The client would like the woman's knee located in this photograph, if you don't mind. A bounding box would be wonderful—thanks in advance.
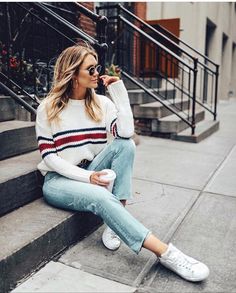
[112,138,136,155]
[86,191,119,215]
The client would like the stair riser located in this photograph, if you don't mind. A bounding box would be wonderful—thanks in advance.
[129,89,176,105]
[0,171,43,216]
[157,89,176,100]
[0,126,38,160]
[0,212,102,292]
[129,92,155,105]
[0,96,36,122]
[134,100,189,119]
[0,97,15,122]
[152,111,205,133]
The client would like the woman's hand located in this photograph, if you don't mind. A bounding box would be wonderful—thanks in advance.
[90,171,109,187]
[100,75,120,87]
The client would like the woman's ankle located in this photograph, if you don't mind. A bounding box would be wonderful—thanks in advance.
[143,234,168,256]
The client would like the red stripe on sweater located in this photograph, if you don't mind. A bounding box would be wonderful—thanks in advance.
[39,143,56,153]
[112,123,117,137]
[54,133,107,148]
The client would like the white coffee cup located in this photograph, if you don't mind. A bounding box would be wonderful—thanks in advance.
[99,169,116,192]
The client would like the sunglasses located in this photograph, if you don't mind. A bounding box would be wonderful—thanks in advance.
[85,64,102,76]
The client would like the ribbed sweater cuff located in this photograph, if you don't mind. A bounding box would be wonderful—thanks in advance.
[107,80,130,110]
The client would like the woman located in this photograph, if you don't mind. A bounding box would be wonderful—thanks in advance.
[36,44,209,282]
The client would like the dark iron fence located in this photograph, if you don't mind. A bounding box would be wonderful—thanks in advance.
[0,2,108,110]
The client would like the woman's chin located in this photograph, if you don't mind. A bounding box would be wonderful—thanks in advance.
[90,83,98,89]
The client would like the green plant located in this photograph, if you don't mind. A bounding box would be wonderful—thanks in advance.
[105,64,121,78]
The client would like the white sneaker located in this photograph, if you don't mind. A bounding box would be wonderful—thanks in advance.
[159,243,209,282]
[102,226,121,251]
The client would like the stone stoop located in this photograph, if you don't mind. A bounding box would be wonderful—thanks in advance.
[151,108,205,134]
[0,94,103,292]
[0,151,43,216]
[171,119,220,143]
[121,76,219,142]
[0,120,38,160]
[130,89,219,142]
[0,198,102,292]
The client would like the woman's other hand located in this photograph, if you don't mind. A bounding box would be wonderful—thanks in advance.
[90,171,109,187]
[100,75,120,87]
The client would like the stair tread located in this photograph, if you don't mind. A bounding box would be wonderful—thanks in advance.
[127,88,159,93]
[159,108,204,121]
[0,150,41,183]
[176,119,219,136]
[0,198,73,260]
[137,98,189,108]
[0,95,11,99]
[0,120,35,132]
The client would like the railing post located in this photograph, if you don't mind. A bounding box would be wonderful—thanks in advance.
[214,64,219,121]
[5,3,11,83]
[96,15,108,95]
[191,58,198,135]
[117,7,121,67]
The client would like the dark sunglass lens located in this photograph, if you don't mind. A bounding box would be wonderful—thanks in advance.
[97,65,102,74]
[89,67,95,76]
[88,65,101,75]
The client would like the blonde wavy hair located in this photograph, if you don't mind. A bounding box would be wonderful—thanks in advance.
[45,44,102,123]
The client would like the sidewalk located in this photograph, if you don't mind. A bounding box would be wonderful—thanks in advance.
[12,98,236,293]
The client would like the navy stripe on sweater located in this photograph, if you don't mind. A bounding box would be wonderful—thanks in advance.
[53,127,106,139]
[41,140,107,158]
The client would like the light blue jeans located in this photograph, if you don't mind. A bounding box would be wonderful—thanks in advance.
[43,138,151,254]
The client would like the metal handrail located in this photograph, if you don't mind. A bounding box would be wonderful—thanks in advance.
[119,16,194,71]
[16,3,78,45]
[41,3,76,16]
[0,82,37,115]
[97,3,219,69]
[118,4,218,68]
[75,2,108,25]
[32,2,99,47]
[0,72,41,105]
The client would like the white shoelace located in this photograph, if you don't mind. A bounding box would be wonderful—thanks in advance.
[171,251,198,271]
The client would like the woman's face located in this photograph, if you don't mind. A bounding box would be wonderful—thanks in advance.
[75,54,100,89]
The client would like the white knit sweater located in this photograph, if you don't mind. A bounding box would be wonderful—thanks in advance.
[35,80,134,183]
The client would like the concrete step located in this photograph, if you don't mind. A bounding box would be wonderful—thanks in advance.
[0,198,102,292]
[0,120,38,160]
[171,120,220,143]
[151,109,205,133]
[133,98,189,119]
[0,95,15,122]
[0,94,36,122]
[128,88,176,105]
[0,151,42,216]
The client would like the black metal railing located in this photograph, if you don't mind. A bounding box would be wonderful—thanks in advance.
[97,4,219,129]
[119,16,198,133]
[0,2,108,113]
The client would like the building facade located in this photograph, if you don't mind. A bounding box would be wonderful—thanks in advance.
[145,2,236,100]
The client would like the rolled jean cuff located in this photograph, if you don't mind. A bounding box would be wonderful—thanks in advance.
[131,230,152,255]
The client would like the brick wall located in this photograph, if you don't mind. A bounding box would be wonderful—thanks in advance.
[132,2,147,76]
[77,2,96,38]
[134,2,147,20]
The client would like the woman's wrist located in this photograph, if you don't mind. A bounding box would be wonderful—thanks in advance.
[100,75,120,87]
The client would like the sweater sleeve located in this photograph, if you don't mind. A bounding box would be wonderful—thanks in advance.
[35,102,94,183]
[106,79,134,138]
